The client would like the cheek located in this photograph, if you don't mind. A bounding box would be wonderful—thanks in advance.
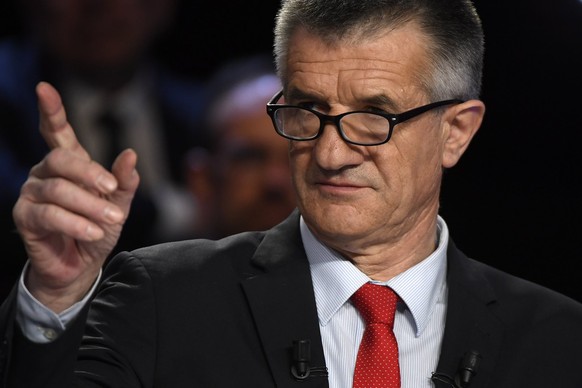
[378,132,444,192]
[407,142,445,199]
[403,120,445,160]
[289,142,311,180]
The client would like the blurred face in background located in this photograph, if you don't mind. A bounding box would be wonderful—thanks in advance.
[188,75,296,237]
[23,0,176,82]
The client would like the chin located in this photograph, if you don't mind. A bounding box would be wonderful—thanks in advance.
[303,204,366,234]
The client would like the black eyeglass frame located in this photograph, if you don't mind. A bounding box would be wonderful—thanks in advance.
[266,89,464,146]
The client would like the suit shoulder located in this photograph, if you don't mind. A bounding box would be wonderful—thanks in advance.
[465,257,582,321]
[137,231,263,263]
[108,231,266,279]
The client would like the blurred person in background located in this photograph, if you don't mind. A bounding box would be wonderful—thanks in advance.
[0,0,205,301]
[185,54,296,239]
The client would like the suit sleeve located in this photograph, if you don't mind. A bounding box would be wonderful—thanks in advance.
[0,252,158,388]
[0,284,89,388]
[73,252,158,387]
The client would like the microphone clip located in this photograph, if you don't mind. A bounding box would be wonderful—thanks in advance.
[290,339,328,380]
[431,350,481,388]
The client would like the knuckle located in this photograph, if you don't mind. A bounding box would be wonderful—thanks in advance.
[37,203,56,221]
[37,204,66,233]
[12,199,26,225]
[42,178,64,199]
[41,149,65,175]
[47,147,66,164]
[19,178,35,197]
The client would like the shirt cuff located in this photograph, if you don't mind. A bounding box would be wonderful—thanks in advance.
[15,260,102,343]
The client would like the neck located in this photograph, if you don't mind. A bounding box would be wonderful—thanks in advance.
[336,207,440,282]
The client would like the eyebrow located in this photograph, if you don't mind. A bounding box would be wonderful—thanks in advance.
[285,88,322,104]
[359,94,401,112]
[285,87,402,112]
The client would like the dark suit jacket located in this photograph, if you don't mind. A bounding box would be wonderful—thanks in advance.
[2,211,582,387]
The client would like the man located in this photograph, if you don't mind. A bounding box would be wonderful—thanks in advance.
[185,54,296,239]
[2,0,582,387]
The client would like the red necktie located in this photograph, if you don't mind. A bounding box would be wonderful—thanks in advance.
[351,283,400,388]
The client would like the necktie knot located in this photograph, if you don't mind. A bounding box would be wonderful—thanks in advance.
[351,282,398,327]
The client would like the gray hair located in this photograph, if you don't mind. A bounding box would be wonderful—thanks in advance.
[273,0,484,101]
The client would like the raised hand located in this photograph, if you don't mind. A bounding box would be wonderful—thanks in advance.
[11,82,140,313]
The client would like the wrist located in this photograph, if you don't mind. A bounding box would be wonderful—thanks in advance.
[25,265,100,314]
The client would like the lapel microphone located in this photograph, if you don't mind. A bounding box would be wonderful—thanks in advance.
[431,350,481,388]
[290,339,328,380]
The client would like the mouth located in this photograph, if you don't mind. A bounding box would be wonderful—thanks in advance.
[314,180,368,195]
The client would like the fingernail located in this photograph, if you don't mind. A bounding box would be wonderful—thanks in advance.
[86,225,103,240]
[104,207,123,223]
[96,174,117,193]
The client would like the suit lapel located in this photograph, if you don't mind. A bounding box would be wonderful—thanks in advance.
[241,216,506,388]
[434,241,503,388]
[241,211,328,388]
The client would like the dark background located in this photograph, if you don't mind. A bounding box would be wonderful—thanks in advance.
[1,0,581,301]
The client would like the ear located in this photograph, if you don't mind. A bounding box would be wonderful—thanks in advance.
[441,100,485,168]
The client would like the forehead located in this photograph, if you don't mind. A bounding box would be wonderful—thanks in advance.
[285,23,431,107]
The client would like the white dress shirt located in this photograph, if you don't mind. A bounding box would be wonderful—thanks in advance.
[301,215,449,388]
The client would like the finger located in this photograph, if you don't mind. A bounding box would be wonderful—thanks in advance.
[20,176,125,227]
[110,148,140,208]
[36,82,90,159]
[30,148,118,195]
[13,198,105,242]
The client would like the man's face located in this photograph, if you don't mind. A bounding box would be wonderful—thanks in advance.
[285,24,450,256]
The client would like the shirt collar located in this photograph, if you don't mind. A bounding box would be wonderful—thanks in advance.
[301,215,449,337]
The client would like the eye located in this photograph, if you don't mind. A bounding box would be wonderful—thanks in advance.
[295,101,318,110]
[290,98,329,113]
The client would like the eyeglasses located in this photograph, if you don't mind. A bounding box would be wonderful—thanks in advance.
[266,90,463,146]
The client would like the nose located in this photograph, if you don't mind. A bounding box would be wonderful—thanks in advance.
[312,122,363,171]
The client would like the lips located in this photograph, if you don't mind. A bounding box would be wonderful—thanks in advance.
[314,179,369,195]
[305,166,373,195]
[317,179,362,188]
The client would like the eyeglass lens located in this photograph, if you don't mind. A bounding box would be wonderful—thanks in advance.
[274,107,391,145]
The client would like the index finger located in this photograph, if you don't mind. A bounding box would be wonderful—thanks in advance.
[36,81,89,160]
